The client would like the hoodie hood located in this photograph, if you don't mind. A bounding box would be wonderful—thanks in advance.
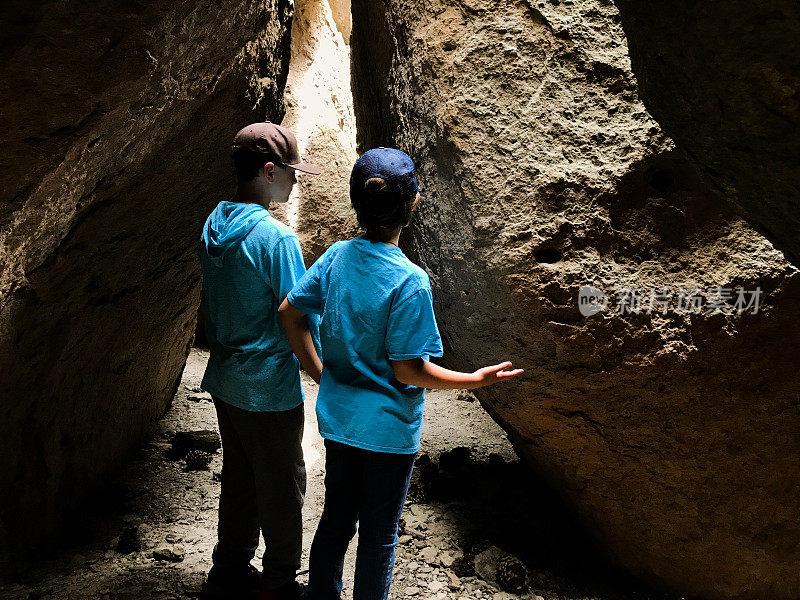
[202,201,269,266]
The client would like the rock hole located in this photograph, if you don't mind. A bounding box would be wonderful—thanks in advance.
[534,248,562,263]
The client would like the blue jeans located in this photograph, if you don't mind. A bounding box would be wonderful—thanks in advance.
[308,439,416,600]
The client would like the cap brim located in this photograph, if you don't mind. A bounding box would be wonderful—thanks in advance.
[287,161,322,175]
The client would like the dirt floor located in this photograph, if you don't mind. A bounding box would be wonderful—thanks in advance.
[0,349,678,600]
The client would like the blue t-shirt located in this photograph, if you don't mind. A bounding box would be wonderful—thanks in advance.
[199,200,320,412]
[287,236,443,453]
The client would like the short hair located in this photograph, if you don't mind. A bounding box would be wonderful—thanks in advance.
[231,148,281,181]
[350,176,418,239]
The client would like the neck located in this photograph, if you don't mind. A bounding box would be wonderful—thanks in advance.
[235,182,268,208]
[366,227,402,246]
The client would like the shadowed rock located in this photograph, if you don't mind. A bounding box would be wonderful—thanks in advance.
[615,1,800,267]
[0,0,293,557]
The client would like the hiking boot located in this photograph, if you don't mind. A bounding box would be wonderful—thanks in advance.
[201,563,262,599]
[258,580,307,600]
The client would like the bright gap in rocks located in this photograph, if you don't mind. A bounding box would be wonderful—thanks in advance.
[278,0,356,231]
[193,0,356,349]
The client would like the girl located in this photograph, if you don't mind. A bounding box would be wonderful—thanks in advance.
[279,147,522,600]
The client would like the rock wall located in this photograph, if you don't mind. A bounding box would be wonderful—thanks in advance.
[0,0,292,557]
[275,0,359,264]
[614,1,800,267]
[351,1,800,598]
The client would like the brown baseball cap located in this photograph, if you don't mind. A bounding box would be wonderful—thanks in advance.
[231,122,321,175]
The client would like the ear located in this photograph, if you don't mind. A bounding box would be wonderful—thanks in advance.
[262,162,276,181]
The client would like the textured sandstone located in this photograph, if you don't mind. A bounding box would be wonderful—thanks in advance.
[614,1,800,267]
[294,127,361,264]
[278,0,359,264]
[351,1,800,598]
[328,0,353,43]
[0,0,292,555]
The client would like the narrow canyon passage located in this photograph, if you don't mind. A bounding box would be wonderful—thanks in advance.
[270,0,360,261]
[1,1,799,599]
[0,5,675,599]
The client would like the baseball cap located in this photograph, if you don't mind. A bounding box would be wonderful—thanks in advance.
[231,122,321,174]
[350,147,420,198]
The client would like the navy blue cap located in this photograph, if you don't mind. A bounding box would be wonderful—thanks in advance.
[350,147,420,198]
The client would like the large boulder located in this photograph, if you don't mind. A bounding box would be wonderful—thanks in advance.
[351,1,800,598]
[0,0,292,557]
[614,1,800,267]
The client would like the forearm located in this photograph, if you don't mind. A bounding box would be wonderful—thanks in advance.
[278,299,323,383]
[392,358,481,389]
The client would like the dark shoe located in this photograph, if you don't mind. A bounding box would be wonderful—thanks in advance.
[258,580,307,600]
[202,564,262,599]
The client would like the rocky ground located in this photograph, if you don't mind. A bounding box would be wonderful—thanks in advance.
[0,349,677,600]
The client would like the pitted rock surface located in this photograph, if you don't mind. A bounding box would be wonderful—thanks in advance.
[352,1,800,598]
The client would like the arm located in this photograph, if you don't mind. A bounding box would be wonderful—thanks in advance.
[278,298,323,384]
[269,236,322,356]
[391,358,523,390]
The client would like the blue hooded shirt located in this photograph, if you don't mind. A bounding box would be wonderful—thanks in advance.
[199,200,319,411]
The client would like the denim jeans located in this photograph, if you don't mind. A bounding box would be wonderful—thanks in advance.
[308,439,416,600]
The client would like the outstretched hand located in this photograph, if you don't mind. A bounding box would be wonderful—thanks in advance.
[392,357,523,390]
[473,361,524,387]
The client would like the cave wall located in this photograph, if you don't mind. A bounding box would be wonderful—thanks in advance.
[0,0,292,557]
[272,0,360,265]
[614,1,800,267]
[351,1,800,598]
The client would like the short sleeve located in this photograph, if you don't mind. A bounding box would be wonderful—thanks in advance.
[287,252,326,315]
[385,287,444,361]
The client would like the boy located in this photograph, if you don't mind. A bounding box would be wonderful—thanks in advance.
[279,147,522,600]
[199,122,321,600]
